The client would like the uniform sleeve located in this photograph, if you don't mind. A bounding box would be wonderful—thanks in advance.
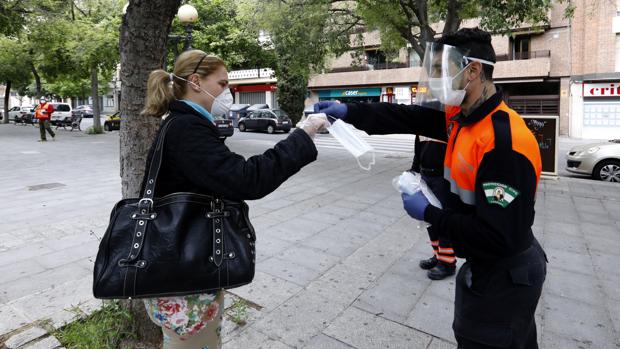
[172,120,318,201]
[424,112,539,259]
[345,102,448,141]
[48,104,54,114]
[411,135,421,173]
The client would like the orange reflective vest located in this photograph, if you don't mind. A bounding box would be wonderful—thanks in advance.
[345,92,542,260]
[35,103,52,120]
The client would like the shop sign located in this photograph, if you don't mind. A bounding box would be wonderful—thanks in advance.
[318,88,382,98]
[583,82,620,97]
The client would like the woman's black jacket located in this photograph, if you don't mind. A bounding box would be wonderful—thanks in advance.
[140,101,317,201]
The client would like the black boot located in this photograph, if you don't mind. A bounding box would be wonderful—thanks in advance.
[419,255,438,270]
[427,262,456,280]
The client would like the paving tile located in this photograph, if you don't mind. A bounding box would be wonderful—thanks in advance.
[228,271,302,312]
[252,290,347,348]
[4,327,47,349]
[0,305,29,336]
[323,307,432,349]
[302,334,355,349]
[224,327,293,349]
[405,294,456,342]
[256,257,322,287]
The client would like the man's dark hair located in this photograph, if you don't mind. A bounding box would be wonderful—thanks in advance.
[435,27,496,80]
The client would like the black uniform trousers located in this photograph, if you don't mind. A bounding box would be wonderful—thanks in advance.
[454,239,547,349]
[422,174,452,248]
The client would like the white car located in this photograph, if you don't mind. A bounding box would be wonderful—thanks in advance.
[7,106,34,122]
[50,103,72,125]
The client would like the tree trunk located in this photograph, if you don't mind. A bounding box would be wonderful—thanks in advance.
[3,80,10,124]
[91,64,101,129]
[29,62,42,98]
[119,0,181,343]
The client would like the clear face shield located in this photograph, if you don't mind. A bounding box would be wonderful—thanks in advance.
[415,42,494,111]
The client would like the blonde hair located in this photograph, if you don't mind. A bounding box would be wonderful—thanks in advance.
[142,50,226,117]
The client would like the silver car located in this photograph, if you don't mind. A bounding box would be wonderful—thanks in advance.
[566,139,620,182]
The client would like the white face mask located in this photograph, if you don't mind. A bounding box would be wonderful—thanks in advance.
[427,65,470,106]
[173,74,233,116]
[325,117,376,171]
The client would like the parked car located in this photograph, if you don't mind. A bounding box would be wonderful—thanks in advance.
[228,104,250,127]
[9,105,34,123]
[50,103,72,126]
[72,105,93,118]
[566,139,620,182]
[8,106,34,123]
[104,112,120,131]
[237,109,292,134]
[238,103,269,120]
[214,114,234,138]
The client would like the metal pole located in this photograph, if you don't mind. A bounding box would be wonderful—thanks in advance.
[184,24,193,51]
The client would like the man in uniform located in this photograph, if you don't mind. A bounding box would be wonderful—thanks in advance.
[35,96,55,142]
[411,134,457,280]
[315,27,547,349]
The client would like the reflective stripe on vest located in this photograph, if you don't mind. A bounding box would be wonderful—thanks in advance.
[444,166,476,205]
[419,136,448,144]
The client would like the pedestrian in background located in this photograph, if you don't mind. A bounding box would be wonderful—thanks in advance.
[35,96,55,142]
[140,49,329,349]
[411,134,457,280]
[315,27,547,349]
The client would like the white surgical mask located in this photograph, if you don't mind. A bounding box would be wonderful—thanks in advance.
[321,115,375,171]
[427,66,470,106]
[172,73,233,117]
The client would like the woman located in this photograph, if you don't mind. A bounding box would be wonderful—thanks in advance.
[140,50,328,349]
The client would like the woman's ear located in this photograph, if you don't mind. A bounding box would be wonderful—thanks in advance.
[188,74,202,92]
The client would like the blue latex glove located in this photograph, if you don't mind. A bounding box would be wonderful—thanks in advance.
[313,101,348,120]
[401,191,430,221]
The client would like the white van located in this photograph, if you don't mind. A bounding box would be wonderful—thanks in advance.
[50,103,72,125]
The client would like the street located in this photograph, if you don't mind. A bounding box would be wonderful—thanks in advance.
[0,123,619,348]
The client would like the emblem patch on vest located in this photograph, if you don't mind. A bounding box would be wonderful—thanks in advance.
[482,182,519,208]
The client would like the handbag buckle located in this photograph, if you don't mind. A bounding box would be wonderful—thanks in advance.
[138,198,153,213]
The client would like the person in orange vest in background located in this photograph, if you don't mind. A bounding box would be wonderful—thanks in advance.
[35,96,55,142]
[315,28,547,349]
[411,135,457,280]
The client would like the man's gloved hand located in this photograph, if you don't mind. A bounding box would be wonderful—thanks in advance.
[401,191,430,221]
[313,101,348,120]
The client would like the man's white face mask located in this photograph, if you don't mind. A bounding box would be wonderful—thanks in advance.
[427,65,471,106]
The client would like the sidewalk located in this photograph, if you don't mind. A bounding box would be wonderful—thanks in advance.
[0,124,619,348]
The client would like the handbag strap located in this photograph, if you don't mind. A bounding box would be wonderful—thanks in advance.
[138,116,177,212]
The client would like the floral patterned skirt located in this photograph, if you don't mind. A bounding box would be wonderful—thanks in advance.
[144,290,224,348]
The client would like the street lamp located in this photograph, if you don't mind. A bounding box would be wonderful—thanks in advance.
[177,4,198,51]
[165,4,199,68]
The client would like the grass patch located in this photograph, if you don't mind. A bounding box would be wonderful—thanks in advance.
[86,125,104,134]
[54,301,135,349]
[229,298,248,326]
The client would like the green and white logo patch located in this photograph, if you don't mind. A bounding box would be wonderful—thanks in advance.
[482,182,520,208]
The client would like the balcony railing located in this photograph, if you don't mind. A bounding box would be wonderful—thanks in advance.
[506,95,559,115]
[328,62,410,73]
[496,50,551,62]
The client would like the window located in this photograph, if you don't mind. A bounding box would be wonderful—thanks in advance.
[409,50,421,67]
[513,36,531,60]
[105,96,115,108]
[616,35,620,72]
[366,49,387,67]
[53,104,71,111]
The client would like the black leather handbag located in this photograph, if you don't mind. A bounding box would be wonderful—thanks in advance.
[93,117,256,299]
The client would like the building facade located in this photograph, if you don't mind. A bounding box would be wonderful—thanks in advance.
[306,1,620,140]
